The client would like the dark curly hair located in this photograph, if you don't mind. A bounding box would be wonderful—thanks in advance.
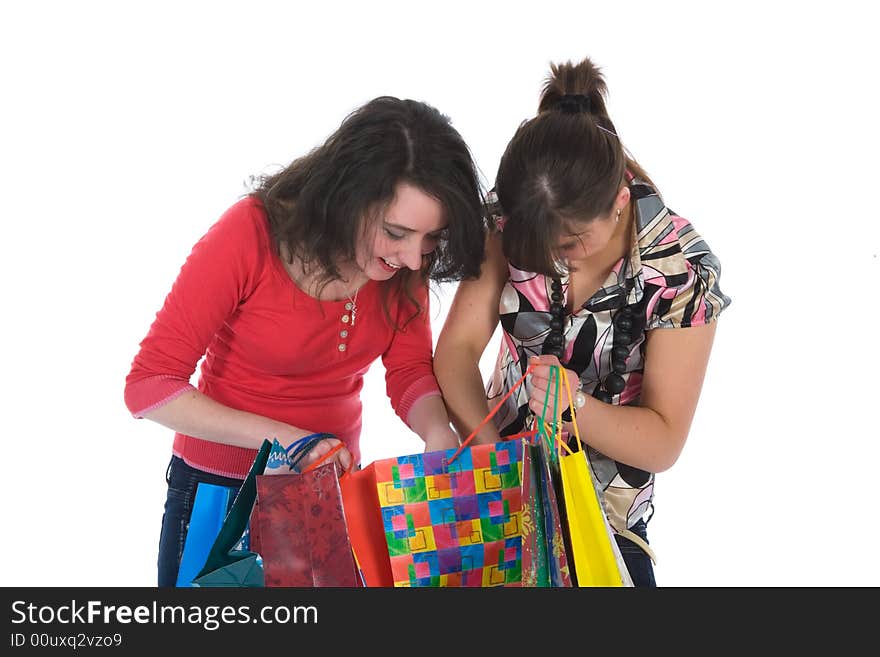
[251,96,487,323]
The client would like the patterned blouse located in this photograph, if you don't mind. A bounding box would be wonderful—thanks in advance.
[486,179,732,557]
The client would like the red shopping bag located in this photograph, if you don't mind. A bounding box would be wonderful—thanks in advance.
[251,459,360,587]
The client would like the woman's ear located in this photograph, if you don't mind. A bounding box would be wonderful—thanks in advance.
[617,184,631,209]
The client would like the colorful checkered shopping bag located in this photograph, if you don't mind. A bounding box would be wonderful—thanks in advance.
[340,367,559,587]
[372,439,524,587]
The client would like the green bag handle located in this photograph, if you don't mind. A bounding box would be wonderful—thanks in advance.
[535,366,561,463]
[196,439,272,577]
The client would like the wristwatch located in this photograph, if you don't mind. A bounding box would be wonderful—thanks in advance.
[573,378,586,409]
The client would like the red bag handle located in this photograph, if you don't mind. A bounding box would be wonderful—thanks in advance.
[300,442,346,474]
[339,363,538,477]
[447,363,536,465]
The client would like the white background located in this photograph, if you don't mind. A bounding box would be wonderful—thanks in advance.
[2,1,877,587]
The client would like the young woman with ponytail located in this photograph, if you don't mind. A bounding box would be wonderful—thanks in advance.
[434,57,731,586]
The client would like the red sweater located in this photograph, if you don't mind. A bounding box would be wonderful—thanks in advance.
[124,196,440,478]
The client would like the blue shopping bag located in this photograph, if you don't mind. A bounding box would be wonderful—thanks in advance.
[176,483,241,587]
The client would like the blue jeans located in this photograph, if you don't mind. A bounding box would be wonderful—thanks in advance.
[157,456,244,587]
[614,519,656,587]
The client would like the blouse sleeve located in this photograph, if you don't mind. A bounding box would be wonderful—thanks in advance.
[645,217,732,330]
[123,198,267,416]
[381,281,442,426]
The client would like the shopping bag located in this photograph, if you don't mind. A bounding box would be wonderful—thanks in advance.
[550,368,633,587]
[252,460,360,587]
[519,428,574,588]
[339,462,395,587]
[192,439,272,587]
[250,437,309,556]
[343,371,546,588]
[519,438,548,587]
[251,434,338,555]
[558,447,632,586]
[533,433,574,587]
[176,483,239,587]
[369,439,524,587]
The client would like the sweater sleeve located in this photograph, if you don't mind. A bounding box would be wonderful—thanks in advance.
[381,282,442,427]
[124,198,266,417]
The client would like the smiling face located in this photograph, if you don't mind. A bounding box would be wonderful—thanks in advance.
[355,182,448,281]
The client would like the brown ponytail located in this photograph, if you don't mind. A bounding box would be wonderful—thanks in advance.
[539,59,655,189]
[538,59,611,117]
[496,57,655,275]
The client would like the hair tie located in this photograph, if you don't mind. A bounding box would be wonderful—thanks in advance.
[554,93,591,114]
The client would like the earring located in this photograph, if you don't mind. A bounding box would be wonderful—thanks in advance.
[615,209,621,223]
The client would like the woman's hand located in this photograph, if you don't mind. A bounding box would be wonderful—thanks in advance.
[527,355,582,418]
[422,424,462,453]
[292,436,353,473]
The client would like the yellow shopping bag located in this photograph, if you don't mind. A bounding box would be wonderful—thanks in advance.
[548,368,633,587]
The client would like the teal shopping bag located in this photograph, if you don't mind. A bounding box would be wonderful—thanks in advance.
[192,440,272,587]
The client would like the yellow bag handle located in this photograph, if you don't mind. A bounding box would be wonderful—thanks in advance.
[559,367,582,451]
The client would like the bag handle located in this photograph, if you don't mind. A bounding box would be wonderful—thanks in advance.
[285,433,324,458]
[501,429,541,442]
[300,442,346,474]
[533,365,560,457]
[530,366,580,459]
[557,367,581,455]
[287,432,337,472]
[447,363,536,465]
[338,364,541,478]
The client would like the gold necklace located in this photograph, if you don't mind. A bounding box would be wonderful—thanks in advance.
[344,287,359,327]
